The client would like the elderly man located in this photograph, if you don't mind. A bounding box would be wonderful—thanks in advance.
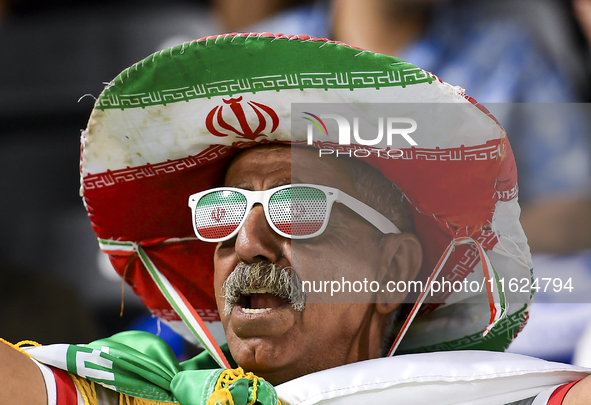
[1,33,591,405]
[211,144,422,385]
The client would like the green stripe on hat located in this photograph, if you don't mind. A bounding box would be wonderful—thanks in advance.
[95,34,434,111]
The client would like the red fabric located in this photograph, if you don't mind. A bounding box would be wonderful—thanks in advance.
[84,151,234,321]
[107,240,219,322]
[547,379,583,405]
[51,367,77,405]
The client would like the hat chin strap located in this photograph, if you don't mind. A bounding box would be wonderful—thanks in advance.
[387,236,508,357]
[100,236,505,366]
[99,238,231,369]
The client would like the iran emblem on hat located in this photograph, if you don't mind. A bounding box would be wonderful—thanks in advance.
[206,96,280,140]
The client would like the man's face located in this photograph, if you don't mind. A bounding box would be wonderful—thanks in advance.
[213,145,421,384]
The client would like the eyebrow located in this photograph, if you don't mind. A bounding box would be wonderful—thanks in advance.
[229,177,292,191]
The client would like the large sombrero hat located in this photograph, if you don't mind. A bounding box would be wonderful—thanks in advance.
[82,33,533,368]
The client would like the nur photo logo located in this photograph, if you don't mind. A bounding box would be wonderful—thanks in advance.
[303,112,418,146]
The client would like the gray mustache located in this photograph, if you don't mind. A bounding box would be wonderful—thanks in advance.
[221,261,307,316]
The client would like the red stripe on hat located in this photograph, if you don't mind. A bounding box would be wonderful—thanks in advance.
[51,368,77,405]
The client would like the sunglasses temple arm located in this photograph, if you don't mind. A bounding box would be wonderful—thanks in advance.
[337,192,401,234]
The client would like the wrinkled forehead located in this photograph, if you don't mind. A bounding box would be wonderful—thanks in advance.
[224,145,360,196]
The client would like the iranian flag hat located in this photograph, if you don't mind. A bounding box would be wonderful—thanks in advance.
[82,33,533,367]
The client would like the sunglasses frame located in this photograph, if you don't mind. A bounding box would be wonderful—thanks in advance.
[188,184,401,242]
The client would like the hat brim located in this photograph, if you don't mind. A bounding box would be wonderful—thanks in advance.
[82,33,532,353]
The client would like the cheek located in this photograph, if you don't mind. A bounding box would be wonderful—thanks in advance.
[293,239,380,282]
[302,303,371,349]
[292,253,380,307]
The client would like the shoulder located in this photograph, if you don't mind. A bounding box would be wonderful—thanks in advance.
[275,351,591,404]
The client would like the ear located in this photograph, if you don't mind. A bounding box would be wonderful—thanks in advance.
[374,232,423,315]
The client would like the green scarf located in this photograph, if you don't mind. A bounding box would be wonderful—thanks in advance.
[25,330,279,405]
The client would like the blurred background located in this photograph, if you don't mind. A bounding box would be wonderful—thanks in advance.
[1,0,591,364]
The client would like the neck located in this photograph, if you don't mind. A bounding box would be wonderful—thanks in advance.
[331,0,430,56]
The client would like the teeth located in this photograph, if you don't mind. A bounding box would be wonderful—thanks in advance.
[242,308,272,314]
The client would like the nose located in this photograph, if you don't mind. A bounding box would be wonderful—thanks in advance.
[234,204,288,263]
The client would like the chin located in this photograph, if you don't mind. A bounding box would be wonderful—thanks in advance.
[242,363,307,386]
[227,337,301,385]
[230,339,339,386]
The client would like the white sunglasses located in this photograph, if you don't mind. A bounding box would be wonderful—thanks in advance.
[188,184,401,242]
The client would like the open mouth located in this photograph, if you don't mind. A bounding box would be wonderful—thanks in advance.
[222,262,307,316]
[238,288,290,314]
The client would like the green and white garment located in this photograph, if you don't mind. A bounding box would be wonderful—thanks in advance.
[21,332,590,405]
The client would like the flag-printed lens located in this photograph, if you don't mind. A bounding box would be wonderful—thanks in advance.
[194,190,247,239]
[269,187,327,236]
